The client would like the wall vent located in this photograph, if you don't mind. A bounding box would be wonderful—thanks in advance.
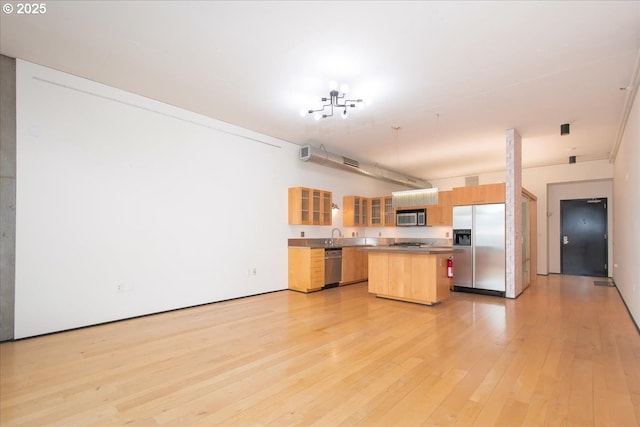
[342,157,360,168]
[465,176,479,186]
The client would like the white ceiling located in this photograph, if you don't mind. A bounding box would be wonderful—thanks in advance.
[1,1,639,181]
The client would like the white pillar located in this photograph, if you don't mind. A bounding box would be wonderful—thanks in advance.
[505,128,522,298]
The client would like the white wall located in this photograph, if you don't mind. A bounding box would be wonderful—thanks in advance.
[14,61,418,339]
[521,161,614,275]
[428,160,614,275]
[612,87,640,327]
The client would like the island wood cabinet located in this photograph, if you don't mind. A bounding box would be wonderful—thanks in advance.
[452,183,506,206]
[343,196,369,226]
[341,247,368,285]
[426,190,453,226]
[288,247,324,292]
[368,252,451,305]
[288,187,332,225]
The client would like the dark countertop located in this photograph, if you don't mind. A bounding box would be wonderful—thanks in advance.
[359,246,455,255]
[288,237,453,250]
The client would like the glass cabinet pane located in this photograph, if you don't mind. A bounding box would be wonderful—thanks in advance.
[371,199,381,225]
[322,192,331,224]
[384,197,394,225]
[301,189,309,222]
[312,190,321,223]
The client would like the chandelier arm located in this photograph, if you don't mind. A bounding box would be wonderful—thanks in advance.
[324,103,335,118]
[308,100,333,114]
[333,92,347,107]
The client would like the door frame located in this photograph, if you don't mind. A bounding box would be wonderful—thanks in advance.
[559,198,608,277]
[546,179,613,275]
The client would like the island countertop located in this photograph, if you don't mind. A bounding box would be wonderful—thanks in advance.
[359,246,454,255]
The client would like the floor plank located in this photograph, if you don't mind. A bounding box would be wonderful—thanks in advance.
[1,274,639,426]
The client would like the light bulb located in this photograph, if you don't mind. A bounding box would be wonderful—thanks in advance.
[341,110,348,119]
[314,112,322,121]
[300,109,307,117]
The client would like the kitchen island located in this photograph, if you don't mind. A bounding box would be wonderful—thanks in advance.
[361,246,454,306]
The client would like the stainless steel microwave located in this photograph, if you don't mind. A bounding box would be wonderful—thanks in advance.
[396,208,426,226]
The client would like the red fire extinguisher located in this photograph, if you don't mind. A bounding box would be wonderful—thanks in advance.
[447,257,453,279]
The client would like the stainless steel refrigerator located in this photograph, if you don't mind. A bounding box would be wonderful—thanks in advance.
[452,204,505,294]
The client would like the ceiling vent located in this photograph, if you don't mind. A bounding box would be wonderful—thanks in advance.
[299,144,431,189]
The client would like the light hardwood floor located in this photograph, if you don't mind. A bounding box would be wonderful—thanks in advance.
[1,275,639,426]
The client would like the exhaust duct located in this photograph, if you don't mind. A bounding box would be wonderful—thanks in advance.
[299,144,431,189]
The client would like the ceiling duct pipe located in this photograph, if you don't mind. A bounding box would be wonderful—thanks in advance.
[299,144,431,190]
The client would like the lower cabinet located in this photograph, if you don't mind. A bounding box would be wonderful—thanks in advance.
[288,247,324,292]
[341,247,368,285]
[368,252,451,305]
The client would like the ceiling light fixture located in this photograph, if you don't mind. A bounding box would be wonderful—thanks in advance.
[304,82,363,120]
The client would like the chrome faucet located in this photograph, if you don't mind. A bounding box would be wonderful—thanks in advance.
[326,228,343,246]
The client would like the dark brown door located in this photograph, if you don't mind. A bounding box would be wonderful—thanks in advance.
[560,198,608,277]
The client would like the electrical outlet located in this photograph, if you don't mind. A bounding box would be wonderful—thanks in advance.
[116,283,133,292]
[117,283,132,292]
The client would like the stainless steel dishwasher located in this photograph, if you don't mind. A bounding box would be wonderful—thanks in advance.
[324,248,342,288]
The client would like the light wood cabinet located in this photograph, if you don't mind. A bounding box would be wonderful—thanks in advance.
[439,190,453,225]
[367,251,451,305]
[410,254,451,303]
[426,190,453,226]
[343,196,369,226]
[289,187,332,225]
[452,183,506,206]
[369,197,383,226]
[367,252,388,295]
[388,253,412,298]
[341,247,368,285]
[383,196,395,226]
[368,196,396,227]
[288,247,324,292]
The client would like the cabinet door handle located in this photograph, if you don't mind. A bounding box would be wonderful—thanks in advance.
[563,236,569,245]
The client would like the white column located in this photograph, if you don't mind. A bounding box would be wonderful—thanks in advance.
[505,128,522,298]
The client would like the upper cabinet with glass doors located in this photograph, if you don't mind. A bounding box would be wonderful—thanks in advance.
[343,196,369,227]
[288,187,332,225]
